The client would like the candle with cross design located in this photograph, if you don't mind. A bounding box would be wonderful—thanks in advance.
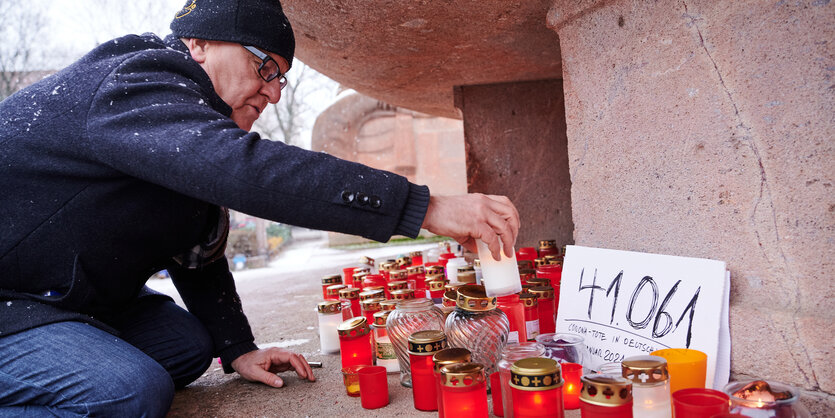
[509,357,565,418]
[408,330,448,411]
[439,362,489,418]
[621,356,672,418]
[579,375,634,417]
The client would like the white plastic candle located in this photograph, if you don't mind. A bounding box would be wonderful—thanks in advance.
[318,310,342,354]
[445,257,467,283]
[476,239,522,297]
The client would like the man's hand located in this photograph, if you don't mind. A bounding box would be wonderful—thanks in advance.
[231,348,316,388]
[421,193,520,261]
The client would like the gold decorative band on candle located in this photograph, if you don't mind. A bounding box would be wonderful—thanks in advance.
[391,288,415,300]
[509,357,563,391]
[379,299,398,311]
[439,362,486,388]
[527,277,550,287]
[621,355,669,385]
[426,265,445,275]
[456,265,475,274]
[360,298,383,312]
[410,250,423,258]
[534,258,549,267]
[519,292,538,307]
[456,285,497,312]
[538,239,557,250]
[317,300,342,314]
[389,269,408,281]
[544,255,562,265]
[427,280,446,292]
[442,289,458,306]
[337,316,371,337]
[407,265,425,275]
[372,310,391,327]
[352,271,369,283]
[528,285,555,300]
[444,283,465,293]
[580,375,633,406]
[326,284,347,297]
[359,289,384,301]
[408,330,447,355]
[518,260,535,270]
[432,347,472,373]
[387,280,409,291]
[396,256,411,268]
[360,256,375,266]
[321,274,342,285]
[338,287,360,300]
[380,260,397,271]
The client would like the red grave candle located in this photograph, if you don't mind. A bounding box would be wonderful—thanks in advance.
[496,294,527,344]
[338,317,374,369]
[491,372,504,417]
[530,286,556,334]
[509,357,565,418]
[361,274,387,291]
[408,330,447,411]
[341,267,356,285]
[579,375,633,418]
[536,264,563,288]
[439,362,489,418]
[560,362,582,410]
[407,265,426,291]
[338,287,361,318]
[360,299,383,326]
[520,292,541,341]
[321,274,342,299]
[427,280,446,302]
[410,251,424,266]
[538,240,559,258]
[379,260,396,280]
[326,284,346,301]
[517,246,539,262]
[433,347,472,418]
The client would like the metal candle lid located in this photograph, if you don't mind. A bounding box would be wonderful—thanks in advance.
[442,289,458,306]
[360,256,375,266]
[317,300,342,314]
[391,288,416,300]
[519,292,539,307]
[534,258,549,267]
[387,280,409,291]
[427,280,446,292]
[338,287,360,300]
[359,289,385,301]
[621,355,669,385]
[396,256,411,268]
[510,357,563,391]
[337,317,371,337]
[380,260,397,271]
[326,284,347,297]
[439,362,486,388]
[538,240,557,250]
[527,277,551,287]
[321,274,342,285]
[518,260,535,270]
[407,265,425,275]
[360,298,383,313]
[444,283,465,292]
[352,271,369,282]
[389,269,408,281]
[580,375,633,407]
[408,330,447,355]
[456,285,497,312]
[426,265,445,275]
[528,285,555,300]
[545,255,562,265]
[379,299,398,311]
[372,310,391,328]
[433,347,473,373]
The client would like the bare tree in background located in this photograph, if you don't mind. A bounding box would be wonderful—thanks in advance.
[73,0,177,45]
[0,0,47,100]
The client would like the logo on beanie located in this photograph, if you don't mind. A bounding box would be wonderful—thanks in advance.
[175,0,197,19]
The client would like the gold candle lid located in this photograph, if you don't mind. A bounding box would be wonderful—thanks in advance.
[439,362,485,388]
[443,289,458,306]
[456,285,497,312]
[425,273,445,282]
[444,283,465,292]
[427,280,446,292]
[396,256,411,268]
[457,271,477,284]
[527,277,551,287]
[326,284,346,296]
[352,271,369,283]
[379,299,398,311]
[360,256,375,266]
[538,240,557,249]
[621,355,669,385]
[389,269,408,281]
[528,285,555,299]
[337,317,370,337]
[407,265,425,275]
[510,357,562,391]
[391,288,415,300]
[321,274,342,285]
[518,260,535,270]
[372,310,391,328]
[474,259,480,268]
[426,265,445,275]
[433,347,472,373]
[317,300,342,314]
[580,375,633,407]
[456,265,475,273]
[380,260,397,271]
[387,280,409,291]
[410,251,423,258]
[519,292,539,307]
[534,258,549,267]
[408,330,447,355]
[338,287,360,299]
[545,255,562,265]
[360,298,383,313]
[359,289,384,301]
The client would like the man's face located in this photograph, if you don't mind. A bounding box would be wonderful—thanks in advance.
[198,40,289,131]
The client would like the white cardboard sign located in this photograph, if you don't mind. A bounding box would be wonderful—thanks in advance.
[555,245,729,388]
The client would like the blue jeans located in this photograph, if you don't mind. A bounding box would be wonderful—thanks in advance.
[0,298,213,417]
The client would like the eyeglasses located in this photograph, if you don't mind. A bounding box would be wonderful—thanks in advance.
[243,45,288,90]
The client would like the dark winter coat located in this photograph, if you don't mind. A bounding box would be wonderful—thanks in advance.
[0,34,429,368]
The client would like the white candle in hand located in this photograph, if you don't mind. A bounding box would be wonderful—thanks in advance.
[476,239,522,297]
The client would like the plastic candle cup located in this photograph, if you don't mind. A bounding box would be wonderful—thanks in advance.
[499,342,547,418]
[622,356,672,418]
[408,330,447,411]
[341,267,356,285]
[410,251,424,266]
[433,347,472,418]
[338,287,361,318]
[650,348,707,394]
[491,372,504,416]
[516,247,539,262]
[372,311,399,373]
[358,365,389,409]
[476,239,522,297]
[579,375,634,418]
[520,292,541,341]
[427,280,446,303]
[337,317,374,369]
[535,264,562,288]
[342,364,366,397]
[317,300,343,354]
[560,362,583,410]
[723,379,810,418]
[322,274,342,299]
[445,257,467,283]
[439,362,489,418]
[529,286,556,335]
[496,294,527,344]
[672,388,730,418]
[509,357,565,418]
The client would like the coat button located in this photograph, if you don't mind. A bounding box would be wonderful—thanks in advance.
[341,190,355,203]
[370,196,382,208]
[357,192,369,205]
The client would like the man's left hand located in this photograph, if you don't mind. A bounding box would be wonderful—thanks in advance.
[231,347,316,388]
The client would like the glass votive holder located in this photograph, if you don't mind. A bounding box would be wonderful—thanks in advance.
[359,365,389,409]
[672,388,730,418]
[342,364,366,397]
[723,380,811,418]
[535,333,586,367]
[560,362,583,410]
[650,348,707,394]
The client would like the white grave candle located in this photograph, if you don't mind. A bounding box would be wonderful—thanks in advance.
[476,239,522,297]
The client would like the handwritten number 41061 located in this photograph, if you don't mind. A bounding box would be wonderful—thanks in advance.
[578,268,700,348]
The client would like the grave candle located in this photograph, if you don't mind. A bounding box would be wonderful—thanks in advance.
[509,357,564,418]
[338,317,373,368]
[579,375,633,418]
[476,239,522,297]
[439,362,489,417]
[322,274,342,299]
[408,330,447,411]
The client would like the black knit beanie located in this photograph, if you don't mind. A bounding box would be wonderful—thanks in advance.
[170,0,295,68]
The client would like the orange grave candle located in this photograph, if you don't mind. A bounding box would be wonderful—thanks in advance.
[650,348,707,394]
[509,357,565,418]
[408,330,447,411]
